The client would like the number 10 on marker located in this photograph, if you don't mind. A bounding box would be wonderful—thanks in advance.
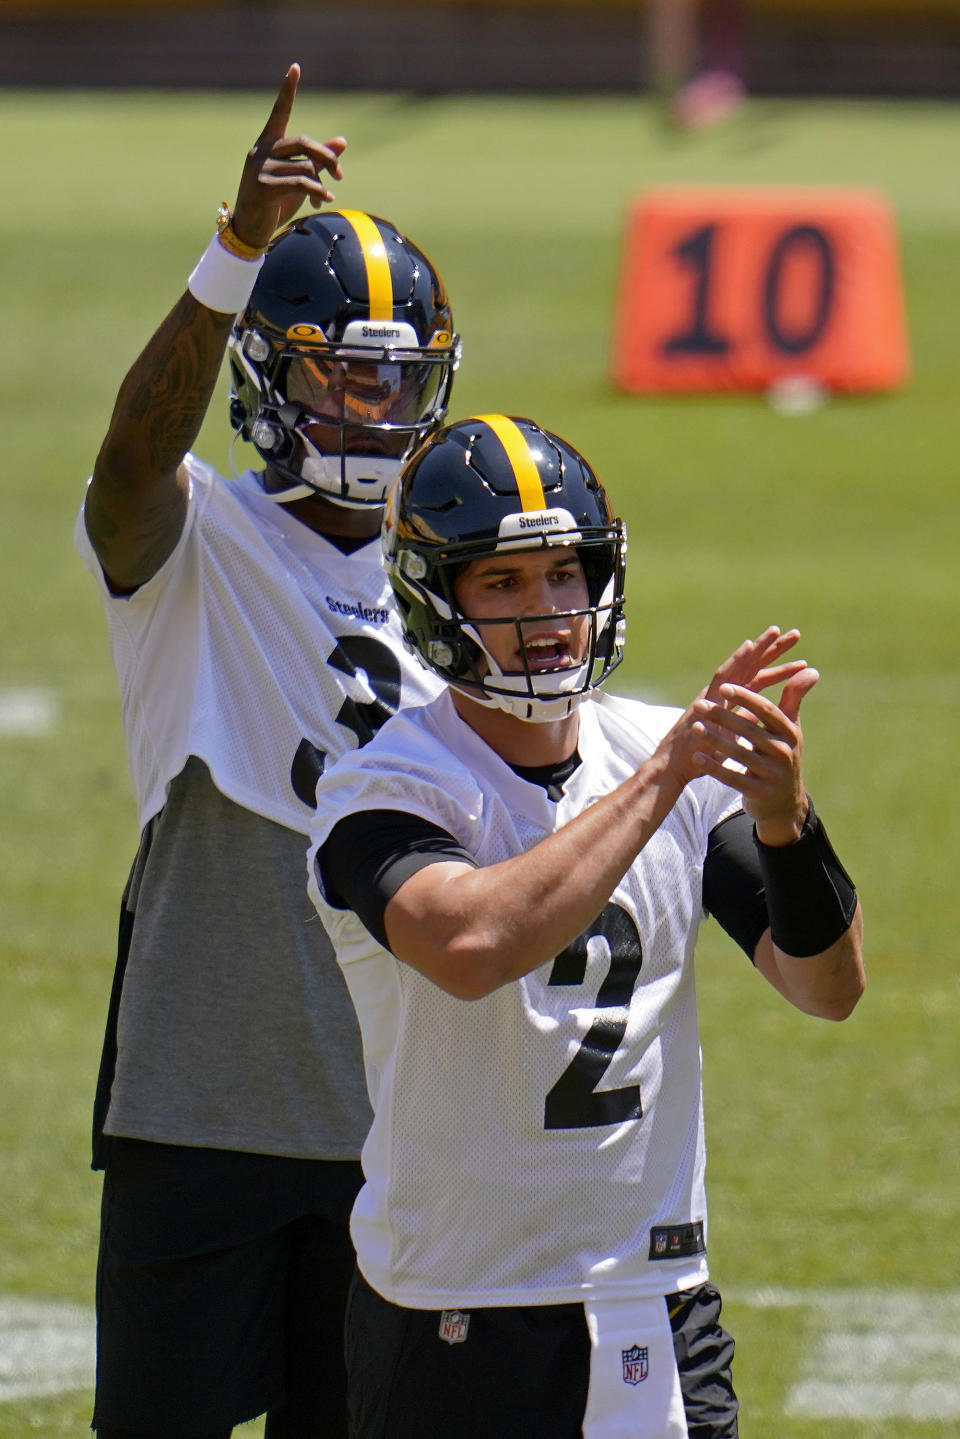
[610,187,908,395]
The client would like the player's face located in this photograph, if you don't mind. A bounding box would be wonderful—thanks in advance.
[453,548,592,677]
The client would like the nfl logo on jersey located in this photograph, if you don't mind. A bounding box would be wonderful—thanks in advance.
[622,1344,649,1385]
[438,1310,470,1345]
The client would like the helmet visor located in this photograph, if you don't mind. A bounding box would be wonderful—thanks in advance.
[283,354,448,429]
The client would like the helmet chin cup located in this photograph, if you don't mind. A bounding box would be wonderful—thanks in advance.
[453,677,588,724]
[298,440,401,509]
[457,619,595,722]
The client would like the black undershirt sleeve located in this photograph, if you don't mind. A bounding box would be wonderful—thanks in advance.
[702,811,770,963]
[322,799,769,962]
[318,810,477,952]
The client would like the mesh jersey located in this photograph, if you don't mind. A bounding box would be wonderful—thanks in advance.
[74,454,443,835]
[308,689,743,1308]
[100,758,372,1157]
[75,455,441,1157]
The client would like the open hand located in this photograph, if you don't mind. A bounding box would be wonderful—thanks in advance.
[692,634,818,842]
[702,625,807,702]
[655,627,814,831]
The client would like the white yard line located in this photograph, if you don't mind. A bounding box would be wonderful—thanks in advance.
[0,1297,94,1401]
[0,688,58,738]
[4,1287,960,1413]
[732,1288,960,1421]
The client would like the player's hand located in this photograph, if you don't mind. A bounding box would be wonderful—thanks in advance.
[230,62,346,252]
[702,625,807,703]
[692,657,819,844]
[654,626,810,793]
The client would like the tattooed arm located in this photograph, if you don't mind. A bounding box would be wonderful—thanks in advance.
[85,64,346,593]
[86,300,232,593]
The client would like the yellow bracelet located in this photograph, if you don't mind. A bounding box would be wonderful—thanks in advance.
[216,202,268,261]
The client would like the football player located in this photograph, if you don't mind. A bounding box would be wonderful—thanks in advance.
[308,414,865,1438]
[75,65,459,1439]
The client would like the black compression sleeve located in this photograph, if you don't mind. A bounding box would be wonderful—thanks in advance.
[754,800,858,957]
[318,810,477,951]
[703,811,770,962]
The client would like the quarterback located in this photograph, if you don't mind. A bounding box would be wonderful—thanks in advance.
[308,414,865,1438]
[75,66,459,1439]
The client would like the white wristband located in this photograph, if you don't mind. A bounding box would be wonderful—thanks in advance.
[187,234,265,315]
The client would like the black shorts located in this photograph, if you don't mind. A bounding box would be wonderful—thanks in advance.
[94,1137,363,1436]
[346,1271,738,1439]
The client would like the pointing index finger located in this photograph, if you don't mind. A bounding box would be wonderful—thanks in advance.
[261,62,301,142]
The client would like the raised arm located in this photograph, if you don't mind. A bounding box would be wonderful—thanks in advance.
[85,63,346,592]
[383,628,813,1000]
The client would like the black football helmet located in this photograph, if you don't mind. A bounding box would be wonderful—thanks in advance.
[383,414,626,721]
[228,210,460,506]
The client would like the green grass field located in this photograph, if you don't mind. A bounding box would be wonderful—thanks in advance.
[1,82,958,1435]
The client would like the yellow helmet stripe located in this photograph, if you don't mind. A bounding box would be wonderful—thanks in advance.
[473,414,546,511]
[338,210,393,321]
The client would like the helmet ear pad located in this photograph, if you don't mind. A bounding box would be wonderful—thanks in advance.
[392,566,480,681]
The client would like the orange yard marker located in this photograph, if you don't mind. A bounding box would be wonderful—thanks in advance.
[611,187,909,394]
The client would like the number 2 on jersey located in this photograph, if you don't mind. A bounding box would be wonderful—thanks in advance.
[543,902,644,1130]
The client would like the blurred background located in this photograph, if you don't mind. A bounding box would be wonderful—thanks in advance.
[1,2,958,1436]
[2,0,960,96]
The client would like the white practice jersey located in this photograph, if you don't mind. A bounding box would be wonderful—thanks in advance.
[75,454,442,834]
[308,688,742,1309]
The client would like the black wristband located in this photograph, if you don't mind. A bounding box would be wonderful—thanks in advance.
[754,801,858,957]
